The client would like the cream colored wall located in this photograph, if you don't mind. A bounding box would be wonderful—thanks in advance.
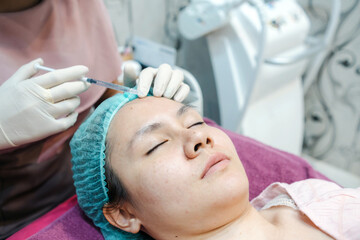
[103,0,168,47]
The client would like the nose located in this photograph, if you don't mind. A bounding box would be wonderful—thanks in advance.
[184,129,214,159]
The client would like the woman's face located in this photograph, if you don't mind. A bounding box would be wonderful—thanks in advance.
[107,97,249,237]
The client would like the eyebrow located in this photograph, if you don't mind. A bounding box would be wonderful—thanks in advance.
[177,104,192,117]
[128,104,192,150]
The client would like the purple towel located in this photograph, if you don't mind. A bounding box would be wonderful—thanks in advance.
[29,205,103,240]
[29,118,328,239]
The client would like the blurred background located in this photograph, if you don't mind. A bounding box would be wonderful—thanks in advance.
[103,0,360,186]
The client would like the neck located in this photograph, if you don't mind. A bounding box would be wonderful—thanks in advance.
[0,0,42,13]
[159,204,283,240]
[197,206,282,240]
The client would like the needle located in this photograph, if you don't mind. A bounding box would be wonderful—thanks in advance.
[34,64,138,95]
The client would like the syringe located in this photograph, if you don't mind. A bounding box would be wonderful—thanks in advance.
[34,64,138,95]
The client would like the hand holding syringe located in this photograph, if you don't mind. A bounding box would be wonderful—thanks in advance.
[34,64,138,95]
[0,59,189,149]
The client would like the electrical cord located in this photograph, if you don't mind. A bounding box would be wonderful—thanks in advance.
[303,53,336,158]
[334,0,360,47]
[303,0,341,94]
[236,0,267,130]
[308,0,329,34]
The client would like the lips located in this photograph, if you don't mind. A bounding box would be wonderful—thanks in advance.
[201,152,230,179]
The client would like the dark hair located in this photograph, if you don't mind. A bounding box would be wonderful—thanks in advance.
[103,140,132,209]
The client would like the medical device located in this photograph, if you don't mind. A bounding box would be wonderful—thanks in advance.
[34,64,138,95]
[178,0,340,155]
[178,0,246,40]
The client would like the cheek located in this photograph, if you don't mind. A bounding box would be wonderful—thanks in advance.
[211,128,238,153]
[132,150,195,205]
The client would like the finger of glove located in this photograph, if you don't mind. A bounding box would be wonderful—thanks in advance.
[32,65,89,89]
[163,69,184,99]
[54,111,79,132]
[174,83,190,102]
[9,58,43,83]
[49,81,90,103]
[123,63,139,88]
[49,97,80,119]
[153,64,172,97]
[137,67,158,97]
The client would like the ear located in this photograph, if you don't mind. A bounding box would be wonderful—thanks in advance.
[103,203,142,234]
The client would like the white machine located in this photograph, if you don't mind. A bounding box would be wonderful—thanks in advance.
[178,0,338,155]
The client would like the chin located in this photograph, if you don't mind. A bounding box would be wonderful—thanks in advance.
[211,167,249,205]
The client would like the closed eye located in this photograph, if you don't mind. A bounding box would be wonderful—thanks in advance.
[146,140,168,155]
[189,121,204,128]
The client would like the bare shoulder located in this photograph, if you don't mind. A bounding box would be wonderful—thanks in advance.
[260,206,334,240]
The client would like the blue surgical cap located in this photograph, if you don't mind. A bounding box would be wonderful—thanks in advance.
[70,92,151,240]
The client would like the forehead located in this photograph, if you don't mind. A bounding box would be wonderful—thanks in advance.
[107,97,185,141]
[118,96,184,123]
[123,96,182,115]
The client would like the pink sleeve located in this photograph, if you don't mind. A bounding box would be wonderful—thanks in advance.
[286,179,360,240]
[252,179,360,240]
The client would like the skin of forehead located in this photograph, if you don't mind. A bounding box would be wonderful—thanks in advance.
[114,96,186,128]
[121,96,183,114]
[106,97,187,152]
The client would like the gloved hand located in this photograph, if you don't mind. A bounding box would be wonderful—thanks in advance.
[123,63,190,102]
[0,58,89,149]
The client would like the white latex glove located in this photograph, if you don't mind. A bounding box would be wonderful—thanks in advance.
[124,63,190,102]
[0,58,90,149]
